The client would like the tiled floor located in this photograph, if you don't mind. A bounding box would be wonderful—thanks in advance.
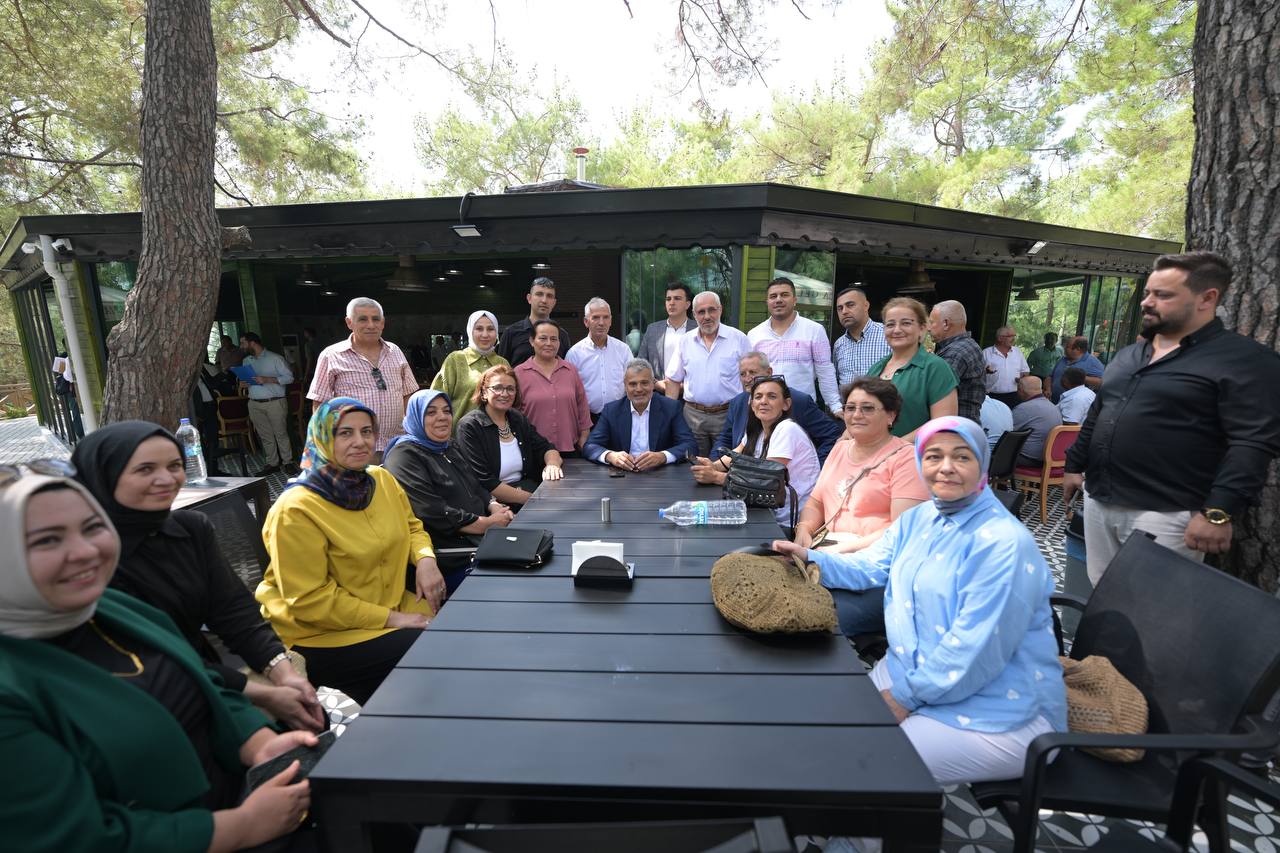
[4,421,1276,851]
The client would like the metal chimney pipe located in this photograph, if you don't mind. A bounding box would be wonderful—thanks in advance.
[573,147,589,182]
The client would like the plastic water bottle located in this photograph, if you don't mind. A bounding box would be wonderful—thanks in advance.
[176,418,207,484]
[658,500,747,526]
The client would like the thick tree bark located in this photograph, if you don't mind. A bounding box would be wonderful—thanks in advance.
[1186,0,1280,592]
[100,0,220,430]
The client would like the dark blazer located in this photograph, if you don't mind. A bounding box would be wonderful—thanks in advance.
[584,393,698,463]
[715,387,844,464]
[455,406,556,491]
[637,317,697,379]
[383,441,491,569]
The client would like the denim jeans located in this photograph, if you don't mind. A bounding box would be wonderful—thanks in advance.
[830,586,886,637]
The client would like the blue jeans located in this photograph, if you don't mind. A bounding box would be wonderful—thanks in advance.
[830,586,886,637]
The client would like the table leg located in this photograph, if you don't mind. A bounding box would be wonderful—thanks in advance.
[244,479,270,530]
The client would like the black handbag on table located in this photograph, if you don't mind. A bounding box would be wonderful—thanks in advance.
[715,446,798,528]
[474,527,555,569]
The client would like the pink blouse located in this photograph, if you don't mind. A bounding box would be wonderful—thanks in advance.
[515,358,593,453]
[808,436,929,537]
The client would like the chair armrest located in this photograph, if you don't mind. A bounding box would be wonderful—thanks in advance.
[1050,592,1088,613]
[1167,755,1280,847]
[1016,717,1279,830]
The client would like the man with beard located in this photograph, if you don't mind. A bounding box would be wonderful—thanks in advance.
[1063,251,1280,585]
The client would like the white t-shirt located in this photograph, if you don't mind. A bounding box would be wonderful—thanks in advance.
[751,418,820,524]
[498,437,523,484]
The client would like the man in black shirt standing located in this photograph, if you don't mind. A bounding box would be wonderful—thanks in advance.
[1063,251,1280,585]
[496,276,570,366]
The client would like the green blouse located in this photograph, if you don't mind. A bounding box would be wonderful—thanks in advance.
[870,346,959,437]
[431,348,510,430]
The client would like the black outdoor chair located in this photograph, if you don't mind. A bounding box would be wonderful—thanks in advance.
[988,427,1031,487]
[993,487,1025,517]
[188,491,270,589]
[1089,756,1280,852]
[970,532,1280,852]
[414,817,794,853]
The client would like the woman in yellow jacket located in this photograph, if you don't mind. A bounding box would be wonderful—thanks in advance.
[256,397,446,704]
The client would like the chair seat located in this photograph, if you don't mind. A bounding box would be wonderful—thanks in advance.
[972,747,1180,823]
[1014,465,1064,478]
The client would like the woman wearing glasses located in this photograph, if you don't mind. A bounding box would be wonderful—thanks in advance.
[2,466,315,851]
[70,423,324,732]
[384,389,515,594]
[698,375,819,527]
[455,364,565,507]
[867,296,958,441]
[429,310,509,430]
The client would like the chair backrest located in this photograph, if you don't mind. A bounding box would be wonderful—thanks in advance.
[217,394,251,425]
[1072,532,1280,737]
[993,487,1025,516]
[989,427,1032,479]
[188,492,270,588]
[1044,424,1081,468]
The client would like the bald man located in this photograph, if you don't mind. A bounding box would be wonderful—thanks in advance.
[1011,375,1062,467]
[927,300,986,423]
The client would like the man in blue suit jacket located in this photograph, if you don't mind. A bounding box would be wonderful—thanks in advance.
[586,358,698,470]
[714,351,845,464]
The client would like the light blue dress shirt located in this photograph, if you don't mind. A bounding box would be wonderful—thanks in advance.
[806,487,1066,734]
[243,349,293,401]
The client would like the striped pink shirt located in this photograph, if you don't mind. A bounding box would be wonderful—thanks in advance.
[307,336,420,450]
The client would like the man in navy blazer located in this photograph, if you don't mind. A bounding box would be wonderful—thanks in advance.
[714,351,845,463]
[586,358,698,470]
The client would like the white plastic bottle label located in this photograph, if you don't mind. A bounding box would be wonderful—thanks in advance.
[692,502,708,525]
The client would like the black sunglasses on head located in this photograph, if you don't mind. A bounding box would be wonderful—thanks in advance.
[749,374,788,391]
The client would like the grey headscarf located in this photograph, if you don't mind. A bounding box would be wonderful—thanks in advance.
[0,474,120,639]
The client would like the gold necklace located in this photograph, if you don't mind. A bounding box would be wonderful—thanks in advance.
[88,619,145,678]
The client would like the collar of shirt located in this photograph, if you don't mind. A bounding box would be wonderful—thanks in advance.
[1136,317,1225,362]
[464,348,499,367]
[898,346,934,372]
[936,332,973,354]
[338,335,388,358]
[761,313,800,339]
[843,319,876,342]
[516,357,568,376]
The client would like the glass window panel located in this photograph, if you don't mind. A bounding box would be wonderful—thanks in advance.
[622,248,735,338]
[773,249,835,323]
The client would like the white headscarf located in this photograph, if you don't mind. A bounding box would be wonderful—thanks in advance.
[0,474,120,639]
[466,310,500,356]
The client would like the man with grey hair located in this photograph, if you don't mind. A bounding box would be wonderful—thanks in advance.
[567,296,633,423]
[982,324,1030,408]
[665,291,750,455]
[584,357,697,469]
[308,295,419,453]
[927,299,987,423]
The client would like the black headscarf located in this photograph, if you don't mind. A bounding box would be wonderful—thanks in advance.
[71,420,183,557]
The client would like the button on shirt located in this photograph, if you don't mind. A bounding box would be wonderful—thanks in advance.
[663,322,688,376]
[628,404,676,463]
[307,337,419,450]
[566,335,632,414]
[1065,319,1280,515]
[667,324,750,405]
[748,315,841,412]
[243,349,292,400]
[982,345,1030,394]
[833,320,891,387]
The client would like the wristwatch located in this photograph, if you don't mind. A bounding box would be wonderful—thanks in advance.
[262,651,290,675]
[1202,508,1232,525]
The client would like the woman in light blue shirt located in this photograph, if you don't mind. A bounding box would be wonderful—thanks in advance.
[774,416,1065,784]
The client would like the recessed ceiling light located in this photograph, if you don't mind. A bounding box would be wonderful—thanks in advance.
[446,269,463,276]
[322,289,338,296]
[531,262,550,271]
[484,268,509,276]
[433,276,448,282]
[477,284,487,288]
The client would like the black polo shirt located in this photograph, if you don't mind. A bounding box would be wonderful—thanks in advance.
[1064,318,1280,515]
[496,316,570,366]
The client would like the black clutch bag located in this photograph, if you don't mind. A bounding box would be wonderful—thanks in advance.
[474,527,555,569]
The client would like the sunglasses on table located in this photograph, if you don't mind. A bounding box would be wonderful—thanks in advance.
[370,366,387,391]
[0,458,77,489]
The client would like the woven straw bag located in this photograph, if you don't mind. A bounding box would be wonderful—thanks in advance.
[710,549,836,634]
[1060,655,1149,762]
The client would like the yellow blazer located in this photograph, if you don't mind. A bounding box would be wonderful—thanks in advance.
[256,466,435,648]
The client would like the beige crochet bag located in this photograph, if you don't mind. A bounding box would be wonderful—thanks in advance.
[710,549,836,634]
[1060,655,1149,762]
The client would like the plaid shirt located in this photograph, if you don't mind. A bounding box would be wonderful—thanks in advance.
[833,320,891,387]
[934,332,987,423]
[307,336,419,450]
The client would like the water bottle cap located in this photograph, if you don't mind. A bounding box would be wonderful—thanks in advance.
[179,418,190,425]
[657,508,665,518]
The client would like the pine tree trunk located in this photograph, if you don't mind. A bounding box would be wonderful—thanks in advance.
[100,0,219,429]
[1186,0,1280,592]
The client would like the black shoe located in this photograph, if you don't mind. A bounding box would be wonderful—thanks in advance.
[284,463,301,476]
[259,464,281,475]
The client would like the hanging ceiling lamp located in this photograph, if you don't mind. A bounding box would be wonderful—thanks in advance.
[898,260,936,296]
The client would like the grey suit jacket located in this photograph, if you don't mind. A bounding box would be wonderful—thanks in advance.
[637,317,697,379]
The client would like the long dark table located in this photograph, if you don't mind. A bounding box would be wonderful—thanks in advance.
[310,460,942,852]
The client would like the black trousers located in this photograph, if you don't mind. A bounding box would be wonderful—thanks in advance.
[293,629,423,705]
[991,391,1021,409]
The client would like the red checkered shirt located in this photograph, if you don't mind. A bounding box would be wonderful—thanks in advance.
[307,336,420,450]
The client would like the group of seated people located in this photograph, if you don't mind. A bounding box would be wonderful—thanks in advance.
[0,306,1070,848]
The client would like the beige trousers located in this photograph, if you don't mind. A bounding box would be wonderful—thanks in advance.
[248,396,292,467]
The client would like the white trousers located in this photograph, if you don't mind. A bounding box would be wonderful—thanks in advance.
[1082,494,1203,586]
[870,660,1053,786]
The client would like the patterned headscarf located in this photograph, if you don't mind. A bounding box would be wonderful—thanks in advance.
[914,416,991,514]
[467,310,500,356]
[383,389,451,458]
[286,397,377,510]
